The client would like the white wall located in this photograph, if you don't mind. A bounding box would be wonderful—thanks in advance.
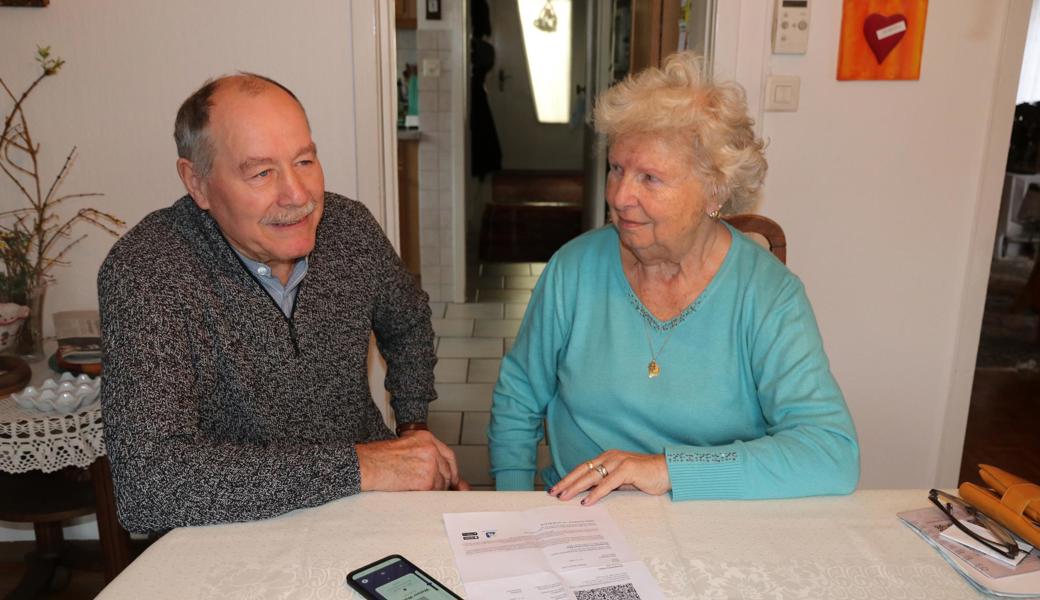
[416,2,468,302]
[0,0,360,329]
[0,0,362,540]
[717,1,1029,488]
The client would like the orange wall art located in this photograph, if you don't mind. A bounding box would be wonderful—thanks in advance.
[837,0,928,81]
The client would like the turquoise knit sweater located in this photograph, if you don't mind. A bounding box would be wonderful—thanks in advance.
[488,224,860,499]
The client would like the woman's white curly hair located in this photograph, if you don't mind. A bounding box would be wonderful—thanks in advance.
[593,52,767,213]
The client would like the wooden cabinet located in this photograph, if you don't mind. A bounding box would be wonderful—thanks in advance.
[397,138,421,277]
[630,0,682,73]
[395,0,417,29]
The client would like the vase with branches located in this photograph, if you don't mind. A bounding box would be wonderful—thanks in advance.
[0,46,125,358]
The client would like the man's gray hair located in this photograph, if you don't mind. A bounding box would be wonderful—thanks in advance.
[173,73,305,179]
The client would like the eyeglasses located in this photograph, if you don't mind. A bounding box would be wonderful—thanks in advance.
[929,489,1020,559]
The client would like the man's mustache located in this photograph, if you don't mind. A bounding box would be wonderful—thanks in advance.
[260,199,317,225]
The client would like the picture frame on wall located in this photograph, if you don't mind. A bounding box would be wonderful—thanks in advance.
[838,0,928,81]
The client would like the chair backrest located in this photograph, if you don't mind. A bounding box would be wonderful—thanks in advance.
[723,214,787,264]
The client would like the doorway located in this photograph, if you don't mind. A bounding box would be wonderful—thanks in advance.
[464,0,713,299]
[466,0,591,302]
[960,0,1040,487]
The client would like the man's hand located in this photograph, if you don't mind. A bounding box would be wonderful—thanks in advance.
[357,430,471,491]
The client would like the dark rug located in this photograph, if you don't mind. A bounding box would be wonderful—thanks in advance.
[975,257,1040,370]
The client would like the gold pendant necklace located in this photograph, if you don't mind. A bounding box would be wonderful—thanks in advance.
[641,319,676,379]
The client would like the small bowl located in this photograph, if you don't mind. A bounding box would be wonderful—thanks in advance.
[12,386,37,410]
[75,384,99,407]
[33,389,57,411]
[9,373,102,413]
[54,392,79,413]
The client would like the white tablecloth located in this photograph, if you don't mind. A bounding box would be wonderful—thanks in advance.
[94,489,998,599]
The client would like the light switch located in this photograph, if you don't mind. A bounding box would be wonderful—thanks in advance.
[764,75,800,112]
[422,58,441,77]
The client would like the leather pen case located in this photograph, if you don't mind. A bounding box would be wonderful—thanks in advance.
[959,464,1040,548]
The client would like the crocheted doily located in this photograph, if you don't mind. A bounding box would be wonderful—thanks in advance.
[0,397,104,473]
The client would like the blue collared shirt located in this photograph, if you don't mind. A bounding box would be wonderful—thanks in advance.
[233,250,309,317]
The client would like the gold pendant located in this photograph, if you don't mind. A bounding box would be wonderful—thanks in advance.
[648,360,660,378]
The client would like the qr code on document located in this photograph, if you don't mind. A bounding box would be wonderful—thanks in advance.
[574,582,642,600]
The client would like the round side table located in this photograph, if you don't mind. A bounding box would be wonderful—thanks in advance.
[0,357,131,596]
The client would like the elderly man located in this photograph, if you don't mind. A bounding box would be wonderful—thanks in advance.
[98,74,466,533]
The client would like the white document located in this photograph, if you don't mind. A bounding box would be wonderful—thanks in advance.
[443,504,664,600]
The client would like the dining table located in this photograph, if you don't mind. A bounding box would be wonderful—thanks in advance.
[93,488,1005,599]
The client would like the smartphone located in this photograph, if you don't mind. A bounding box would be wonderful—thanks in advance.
[346,554,462,600]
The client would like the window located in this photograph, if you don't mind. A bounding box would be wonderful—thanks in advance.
[518,0,572,124]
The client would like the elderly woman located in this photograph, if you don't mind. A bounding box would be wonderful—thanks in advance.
[488,52,859,504]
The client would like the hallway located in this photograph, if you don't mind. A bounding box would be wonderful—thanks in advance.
[427,261,548,489]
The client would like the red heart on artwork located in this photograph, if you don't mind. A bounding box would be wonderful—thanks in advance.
[863,13,907,64]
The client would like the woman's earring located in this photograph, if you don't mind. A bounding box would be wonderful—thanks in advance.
[708,208,721,220]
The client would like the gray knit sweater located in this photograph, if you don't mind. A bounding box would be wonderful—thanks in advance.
[98,193,435,533]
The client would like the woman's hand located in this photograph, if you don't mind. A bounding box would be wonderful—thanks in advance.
[548,450,671,506]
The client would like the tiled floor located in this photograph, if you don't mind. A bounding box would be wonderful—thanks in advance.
[429,262,551,489]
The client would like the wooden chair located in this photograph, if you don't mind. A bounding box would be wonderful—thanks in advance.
[724,214,787,264]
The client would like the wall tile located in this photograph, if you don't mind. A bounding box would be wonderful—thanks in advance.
[505,276,539,290]
[504,304,528,320]
[434,358,468,383]
[450,445,492,486]
[467,358,502,383]
[428,302,447,318]
[428,411,462,445]
[420,227,440,246]
[419,152,438,172]
[437,337,502,358]
[482,263,531,275]
[432,318,473,337]
[433,383,495,411]
[418,30,438,49]
[474,319,521,338]
[419,170,439,191]
[475,275,504,290]
[461,411,491,445]
[423,266,443,284]
[477,289,532,303]
[445,303,503,319]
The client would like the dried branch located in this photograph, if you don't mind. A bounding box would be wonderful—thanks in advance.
[42,146,76,206]
[0,208,34,220]
[0,46,124,300]
[42,233,88,272]
[47,192,104,210]
[0,159,35,204]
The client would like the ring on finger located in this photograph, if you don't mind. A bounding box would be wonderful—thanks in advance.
[594,464,608,478]
[586,462,596,472]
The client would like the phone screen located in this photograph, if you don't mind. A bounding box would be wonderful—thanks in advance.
[347,555,460,600]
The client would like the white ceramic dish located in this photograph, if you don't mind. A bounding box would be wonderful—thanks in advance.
[10,373,100,414]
